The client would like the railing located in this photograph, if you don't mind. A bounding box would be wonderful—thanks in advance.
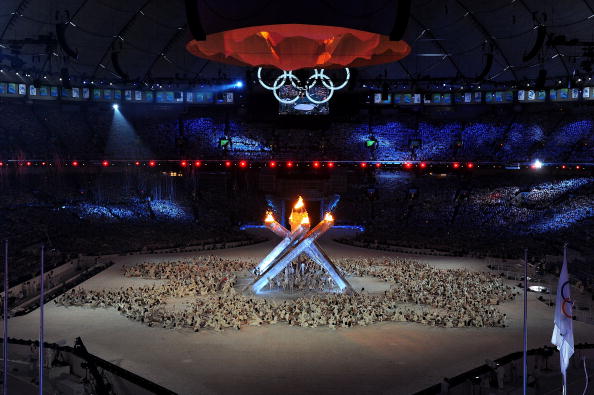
[0,338,176,394]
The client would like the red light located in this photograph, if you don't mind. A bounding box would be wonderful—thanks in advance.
[135,161,140,166]
[576,165,581,169]
[419,162,426,169]
[286,161,293,168]
[102,160,109,167]
[194,161,201,167]
[313,161,320,168]
[360,162,367,168]
[452,162,460,169]
[72,161,79,167]
[375,163,381,168]
[269,161,276,168]
[41,162,46,166]
[225,161,232,167]
[0,162,4,167]
[239,160,247,168]
[404,162,413,169]
[467,162,474,169]
[149,160,156,167]
[562,165,566,169]
[328,162,335,168]
[180,160,188,167]
[26,161,31,166]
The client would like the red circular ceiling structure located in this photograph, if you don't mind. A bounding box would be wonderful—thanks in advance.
[186,24,411,70]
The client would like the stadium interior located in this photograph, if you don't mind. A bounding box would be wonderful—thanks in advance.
[0,1,594,394]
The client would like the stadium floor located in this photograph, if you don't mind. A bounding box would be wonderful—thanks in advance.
[6,230,594,395]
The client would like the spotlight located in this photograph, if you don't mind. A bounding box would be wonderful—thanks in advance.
[313,161,320,168]
[135,161,140,166]
[26,161,32,166]
[375,163,381,168]
[234,81,243,88]
[532,159,543,169]
[286,161,294,168]
[225,161,232,167]
[239,160,247,168]
[180,160,188,167]
[269,161,276,168]
[419,162,427,169]
[360,162,367,168]
[328,162,335,168]
[452,162,460,169]
[404,162,413,169]
[112,104,119,110]
[467,162,474,169]
[194,161,201,167]
[102,160,110,167]
[72,161,79,167]
[0,162,3,167]
[149,160,156,167]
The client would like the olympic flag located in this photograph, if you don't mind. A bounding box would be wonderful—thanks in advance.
[551,244,574,395]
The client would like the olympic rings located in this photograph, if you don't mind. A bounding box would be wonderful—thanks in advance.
[560,281,573,318]
[257,67,350,105]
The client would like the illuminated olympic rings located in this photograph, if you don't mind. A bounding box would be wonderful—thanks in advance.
[560,280,573,319]
[257,67,350,105]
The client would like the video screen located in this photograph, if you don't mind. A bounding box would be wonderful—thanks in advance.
[278,85,329,115]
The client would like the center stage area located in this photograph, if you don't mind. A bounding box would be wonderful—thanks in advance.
[7,230,594,395]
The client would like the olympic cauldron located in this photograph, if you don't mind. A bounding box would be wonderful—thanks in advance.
[248,197,352,294]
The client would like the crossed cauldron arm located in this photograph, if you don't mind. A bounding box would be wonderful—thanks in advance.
[248,205,353,294]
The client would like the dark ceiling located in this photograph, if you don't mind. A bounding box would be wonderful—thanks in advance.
[1,0,593,83]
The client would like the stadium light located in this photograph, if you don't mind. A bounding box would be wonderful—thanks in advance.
[112,104,119,110]
[532,159,543,169]
[234,81,243,88]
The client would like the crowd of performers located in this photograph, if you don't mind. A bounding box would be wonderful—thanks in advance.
[54,256,517,331]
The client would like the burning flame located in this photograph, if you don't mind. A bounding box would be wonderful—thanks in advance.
[264,211,275,223]
[301,216,310,225]
[294,196,304,209]
[324,212,334,222]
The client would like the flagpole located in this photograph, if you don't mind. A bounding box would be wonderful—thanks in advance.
[39,244,44,395]
[522,248,528,395]
[3,240,8,395]
[562,243,567,395]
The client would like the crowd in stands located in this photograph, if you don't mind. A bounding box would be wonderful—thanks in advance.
[0,102,593,162]
[54,255,515,330]
[342,172,594,265]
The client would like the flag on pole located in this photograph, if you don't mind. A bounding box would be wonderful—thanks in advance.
[551,245,574,394]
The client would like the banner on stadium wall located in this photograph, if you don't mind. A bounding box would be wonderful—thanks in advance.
[134,90,142,101]
[29,85,36,96]
[125,90,132,100]
[83,87,90,99]
[18,84,26,95]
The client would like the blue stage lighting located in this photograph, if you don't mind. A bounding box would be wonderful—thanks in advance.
[112,103,119,110]
[235,81,243,88]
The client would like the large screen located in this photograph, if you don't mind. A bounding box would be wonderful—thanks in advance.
[278,85,329,115]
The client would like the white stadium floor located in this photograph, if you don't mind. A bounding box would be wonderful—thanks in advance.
[6,230,594,394]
